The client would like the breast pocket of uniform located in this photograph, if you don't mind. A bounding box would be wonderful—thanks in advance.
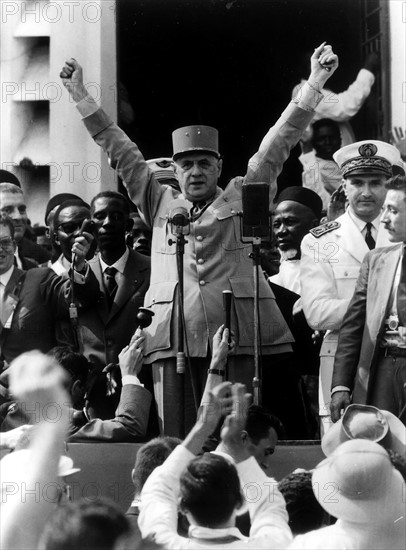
[332,265,361,299]
[143,281,178,354]
[152,214,176,255]
[215,204,246,252]
[229,277,291,347]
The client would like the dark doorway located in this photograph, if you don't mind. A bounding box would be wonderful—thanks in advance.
[117,0,367,187]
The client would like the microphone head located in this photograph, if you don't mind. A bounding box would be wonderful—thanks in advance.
[136,307,155,329]
[168,199,190,226]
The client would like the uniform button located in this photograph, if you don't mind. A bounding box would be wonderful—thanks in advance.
[198,258,205,264]
[344,271,348,276]
[199,280,206,286]
[196,235,203,241]
[230,209,235,214]
[106,338,114,347]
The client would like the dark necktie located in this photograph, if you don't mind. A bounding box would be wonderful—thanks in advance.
[397,249,406,327]
[365,222,376,250]
[104,266,118,307]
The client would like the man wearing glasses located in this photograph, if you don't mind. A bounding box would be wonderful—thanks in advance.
[51,198,97,275]
[0,212,98,375]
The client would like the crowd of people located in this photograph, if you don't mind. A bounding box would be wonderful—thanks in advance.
[1,41,406,549]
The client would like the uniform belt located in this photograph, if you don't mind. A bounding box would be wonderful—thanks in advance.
[382,347,406,358]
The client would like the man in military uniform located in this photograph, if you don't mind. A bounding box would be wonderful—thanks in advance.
[61,44,339,436]
[300,140,401,433]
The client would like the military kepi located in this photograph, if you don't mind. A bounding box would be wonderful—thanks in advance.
[172,125,220,160]
[333,140,401,178]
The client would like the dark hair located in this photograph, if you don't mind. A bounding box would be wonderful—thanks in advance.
[41,497,129,550]
[90,191,131,216]
[0,212,15,238]
[385,175,406,195]
[133,436,181,494]
[48,346,89,385]
[180,453,242,527]
[278,470,325,535]
[312,118,340,137]
[245,404,285,442]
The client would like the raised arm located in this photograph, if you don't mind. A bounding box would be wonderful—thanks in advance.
[69,337,152,441]
[0,352,70,550]
[246,43,339,204]
[60,59,163,228]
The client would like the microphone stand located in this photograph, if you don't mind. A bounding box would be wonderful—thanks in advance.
[250,236,262,406]
[168,222,189,438]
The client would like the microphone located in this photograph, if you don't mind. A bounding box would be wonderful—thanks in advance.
[223,290,232,344]
[71,218,96,269]
[168,199,190,236]
[241,182,270,241]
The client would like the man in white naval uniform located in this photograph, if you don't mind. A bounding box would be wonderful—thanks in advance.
[300,140,401,433]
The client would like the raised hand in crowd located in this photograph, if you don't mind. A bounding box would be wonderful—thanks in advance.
[218,383,252,463]
[199,324,235,407]
[0,424,32,450]
[326,183,347,221]
[1,352,71,550]
[391,126,406,160]
[118,336,145,378]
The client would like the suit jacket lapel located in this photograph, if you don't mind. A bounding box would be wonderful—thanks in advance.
[377,245,402,318]
[0,268,24,332]
[107,252,147,323]
[88,257,110,323]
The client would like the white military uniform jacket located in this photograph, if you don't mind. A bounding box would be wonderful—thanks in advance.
[300,209,391,417]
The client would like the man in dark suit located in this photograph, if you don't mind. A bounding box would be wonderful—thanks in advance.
[68,191,151,369]
[331,175,406,424]
[0,182,51,268]
[0,342,152,442]
[0,212,98,371]
[57,191,151,419]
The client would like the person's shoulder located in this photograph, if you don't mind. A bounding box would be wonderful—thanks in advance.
[21,237,51,262]
[127,248,151,272]
[368,243,403,263]
[308,220,341,239]
[24,265,55,281]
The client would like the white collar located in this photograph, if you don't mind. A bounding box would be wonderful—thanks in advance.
[188,525,247,542]
[51,255,71,275]
[99,247,129,275]
[347,208,380,232]
[0,265,15,288]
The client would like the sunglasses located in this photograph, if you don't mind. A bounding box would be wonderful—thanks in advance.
[57,221,85,236]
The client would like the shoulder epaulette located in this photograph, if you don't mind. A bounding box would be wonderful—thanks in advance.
[309,221,340,238]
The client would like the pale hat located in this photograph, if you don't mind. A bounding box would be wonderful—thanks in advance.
[313,439,405,524]
[1,450,81,481]
[322,404,406,458]
[333,140,401,178]
[172,125,219,160]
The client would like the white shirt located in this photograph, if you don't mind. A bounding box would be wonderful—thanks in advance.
[139,445,292,549]
[99,247,129,288]
[269,258,301,295]
[0,265,14,304]
[347,208,380,243]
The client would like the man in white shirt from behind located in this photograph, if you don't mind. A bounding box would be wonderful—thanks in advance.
[138,381,291,549]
